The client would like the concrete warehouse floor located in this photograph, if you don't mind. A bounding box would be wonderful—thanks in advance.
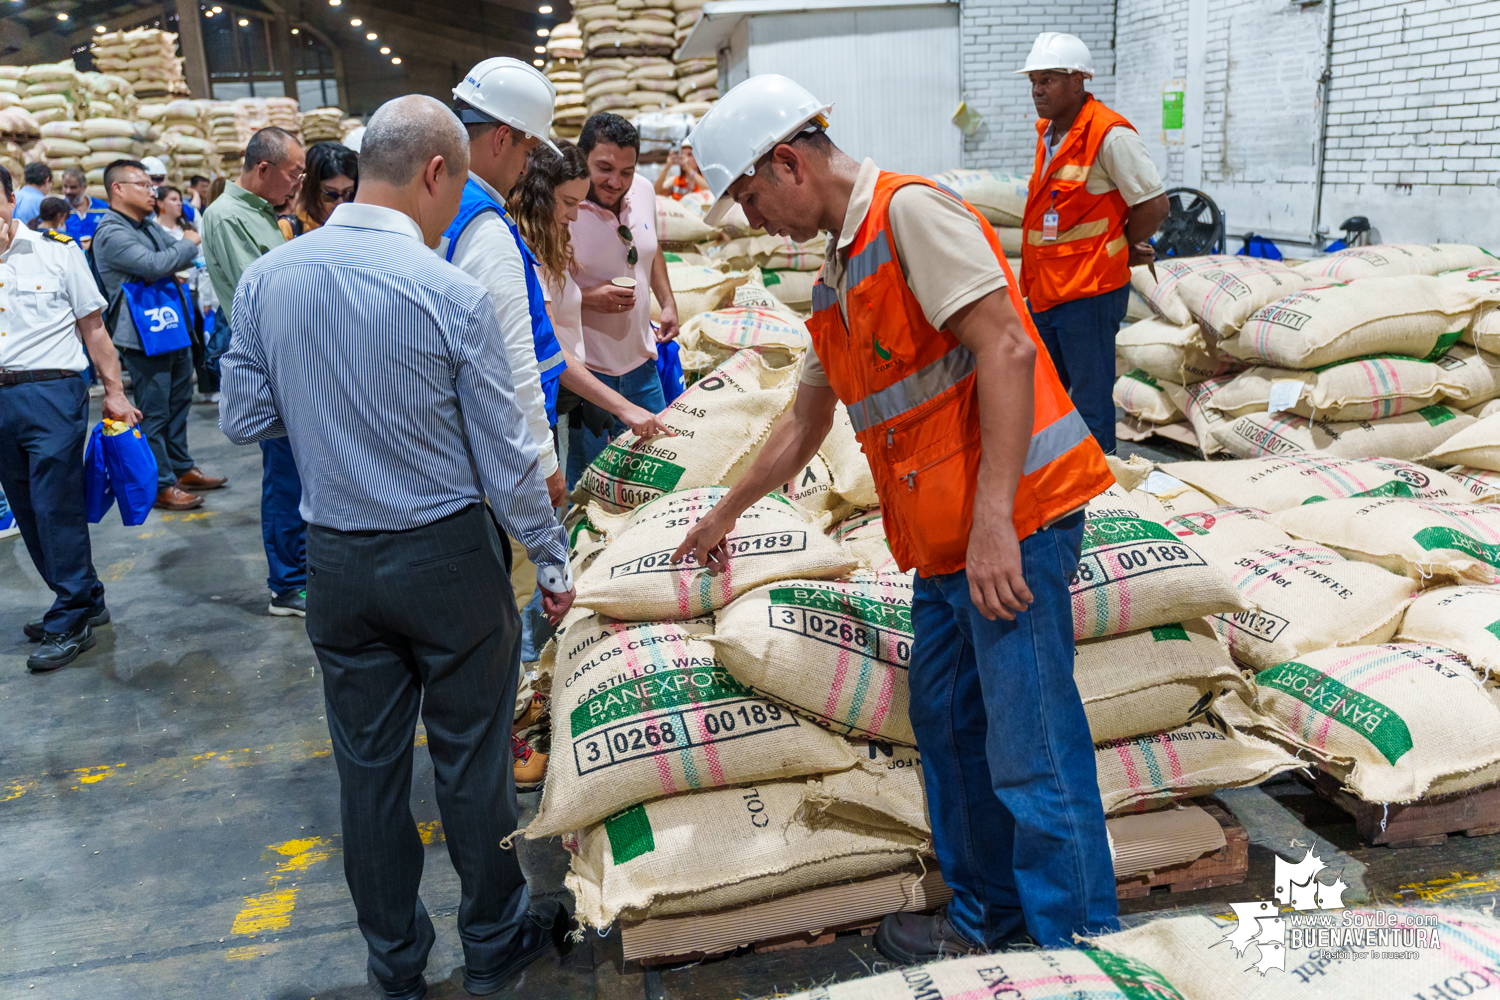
[3,403,1500,1000]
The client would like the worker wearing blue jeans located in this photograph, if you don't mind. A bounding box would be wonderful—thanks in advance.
[1030,285,1130,454]
[565,359,666,488]
[260,437,307,616]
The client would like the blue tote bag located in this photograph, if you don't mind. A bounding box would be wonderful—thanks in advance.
[101,420,158,526]
[121,276,193,356]
[657,338,686,404]
[84,422,116,524]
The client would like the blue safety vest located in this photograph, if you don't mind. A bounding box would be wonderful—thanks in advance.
[443,177,566,424]
[64,197,109,243]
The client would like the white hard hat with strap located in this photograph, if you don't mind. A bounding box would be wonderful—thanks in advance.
[453,56,562,156]
[1015,32,1095,78]
[687,74,834,227]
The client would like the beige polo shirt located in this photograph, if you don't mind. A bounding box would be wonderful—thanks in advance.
[1042,121,1165,207]
[801,158,1009,388]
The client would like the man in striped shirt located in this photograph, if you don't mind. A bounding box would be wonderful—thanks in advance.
[219,95,574,1000]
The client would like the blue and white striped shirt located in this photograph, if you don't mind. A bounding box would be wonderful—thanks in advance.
[218,202,569,581]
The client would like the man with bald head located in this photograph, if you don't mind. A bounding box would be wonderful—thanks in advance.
[220,95,576,1000]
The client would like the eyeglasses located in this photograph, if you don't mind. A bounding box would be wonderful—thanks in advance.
[617,224,638,267]
[321,187,356,203]
[116,179,154,190]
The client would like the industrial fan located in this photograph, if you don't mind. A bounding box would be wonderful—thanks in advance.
[1153,187,1224,258]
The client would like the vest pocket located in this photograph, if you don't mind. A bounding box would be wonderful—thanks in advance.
[890,430,981,570]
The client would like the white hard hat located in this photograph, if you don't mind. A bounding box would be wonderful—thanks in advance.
[140,155,167,177]
[453,57,561,156]
[1015,32,1095,78]
[687,74,834,227]
[341,125,366,153]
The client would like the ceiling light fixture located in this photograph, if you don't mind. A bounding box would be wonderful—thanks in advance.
[350,18,361,25]
[56,11,68,19]
[291,27,299,33]
[379,45,390,53]
[238,17,249,25]
[539,4,553,11]
[532,59,544,66]
[212,4,222,10]
[533,45,545,52]
[95,25,106,32]
[366,31,377,39]
[391,56,401,64]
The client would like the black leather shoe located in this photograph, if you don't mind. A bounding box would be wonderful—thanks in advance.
[874,909,985,965]
[26,605,110,642]
[463,897,570,995]
[27,623,95,673]
[373,976,426,1000]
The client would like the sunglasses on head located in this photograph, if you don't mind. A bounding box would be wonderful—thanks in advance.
[617,224,638,267]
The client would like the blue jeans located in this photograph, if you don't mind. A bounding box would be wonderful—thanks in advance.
[260,437,307,596]
[565,359,667,489]
[1030,285,1130,455]
[0,376,105,632]
[909,511,1118,949]
[0,479,11,528]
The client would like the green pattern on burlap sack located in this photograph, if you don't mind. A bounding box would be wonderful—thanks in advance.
[1114,369,1187,423]
[1164,455,1479,512]
[1395,584,1500,678]
[1073,488,1248,639]
[1423,412,1500,472]
[829,508,903,578]
[1210,542,1417,671]
[525,612,859,839]
[1074,618,1255,743]
[777,941,1188,1000]
[712,577,916,744]
[573,350,799,513]
[1158,505,1291,563]
[565,776,923,928]
[575,487,858,621]
[1272,496,1500,584]
[1255,643,1500,803]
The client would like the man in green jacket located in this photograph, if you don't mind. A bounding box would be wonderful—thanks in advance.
[202,126,308,617]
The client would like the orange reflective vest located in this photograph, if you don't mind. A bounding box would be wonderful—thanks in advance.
[1021,97,1135,313]
[807,171,1113,576]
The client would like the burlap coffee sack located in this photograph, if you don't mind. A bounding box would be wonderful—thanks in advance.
[1470,398,1500,419]
[1435,343,1500,406]
[802,740,929,836]
[817,401,881,510]
[1223,275,1485,370]
[1209,542,1417,671]
[1132,486,1220,521]
[1206,357,1469,422]
[525,612,859,838]
[1447,464,1500,499]
[1211,406,1474,462]
[1423,412,1500,471]
[564,776,923,928]
[779,941,1188,1000]
[1255,643,1500,803]
[658,262,752,321]
[1114,369,1188,423]
[573,349,799,512]
[1181,375,1236,456]
[679,306,811,365]
[1272,496,1500,585]
[1395,584,1500,679]
[1091,909,1500,1000]
[565,505,608,578]
[1073,488,1249,639]
[1157,505,1292,563]
[575,488,857,621]
[1095,716,1305,815]
[1294,242,1496,281]
[1075,619,1254,744]
[775,452,841,515]
[1131,255,1243,326]
[829,508,902,578]
[1106,453,1152,492]
[1164,455,1478,512]
[710,577,916,745]
[1116,317,1241,384]
[1172,258,1319,339]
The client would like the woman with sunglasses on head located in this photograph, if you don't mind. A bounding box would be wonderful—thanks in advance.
[285,141,357,238]
[512,140,673,490]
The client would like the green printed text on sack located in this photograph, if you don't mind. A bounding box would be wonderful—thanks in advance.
[591,443,686,492]
[768,586,912,634]
[1088,949,1189,1000]
[1414,526,1500,569]
[1082,515,1177,550]
[1260,661,1413,765]
[604,803,655,865]
[572,664,749,736]
[1302,480,1420,504]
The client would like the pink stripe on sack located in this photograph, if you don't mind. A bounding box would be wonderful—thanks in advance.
[824,648,851,720]
[867,662,896,735]
[1115,743,1144,791]
[616,624,680,796]
[1159,730,1185,781]
[942,975,1115,1000]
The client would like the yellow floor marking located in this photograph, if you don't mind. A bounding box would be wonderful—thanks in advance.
[1394,872,1500,903]
[269,837,334,879]
[230,889,299,935]
[159,511,214,522]
[136,530,164,539]
[2,779,36,803]
[224,945,262,961]
[417,820,445,846]
[101,560,135,581]
[71,763,125,788]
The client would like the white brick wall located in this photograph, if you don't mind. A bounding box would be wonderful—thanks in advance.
[958,0,1118,171]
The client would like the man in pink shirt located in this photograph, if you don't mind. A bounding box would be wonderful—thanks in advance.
[566,113,681,483]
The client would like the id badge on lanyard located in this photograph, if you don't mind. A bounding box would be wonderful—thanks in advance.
[1042,190,1060,243]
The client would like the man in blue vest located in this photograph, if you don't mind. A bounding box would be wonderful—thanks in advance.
[59,168,108,246]
[443,58,569,509]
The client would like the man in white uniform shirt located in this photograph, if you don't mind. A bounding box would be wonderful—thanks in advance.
[0,165,142,672]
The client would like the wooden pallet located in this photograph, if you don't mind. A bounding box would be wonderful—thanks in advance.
[1114,800,1249,899]
[1304,770,1500,848]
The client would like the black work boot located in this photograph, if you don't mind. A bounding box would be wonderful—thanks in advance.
[875,908,986,964]
[27,622,95,673]
[463,897,570,995]
[26,605,110,642]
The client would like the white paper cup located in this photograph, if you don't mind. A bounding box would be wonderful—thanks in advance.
[611,277,638,288]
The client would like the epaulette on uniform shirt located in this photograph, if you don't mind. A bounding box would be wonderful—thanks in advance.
[42,230,75,246]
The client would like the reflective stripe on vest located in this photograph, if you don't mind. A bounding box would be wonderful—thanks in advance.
[847,345,976,433]
[1025,409,1091,475]
[812,279,837,313]
[847,234,892,290]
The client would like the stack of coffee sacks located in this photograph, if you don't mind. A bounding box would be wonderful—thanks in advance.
[544,22,586,140]
[17,61,82,130]
[138,98,215,185]
[91,28,189,100]
[1129,246,1500,458]
[928,168,1029,262]
[79,72,136,123]
[79,116,152,196]
[1151,455,1500,812]
[299,107,346,143]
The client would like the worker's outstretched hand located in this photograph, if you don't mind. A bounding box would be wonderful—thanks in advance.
[541,586,575,625]
[670,509,732,575]
[965,513,1033,621]
[620,403,674,441]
